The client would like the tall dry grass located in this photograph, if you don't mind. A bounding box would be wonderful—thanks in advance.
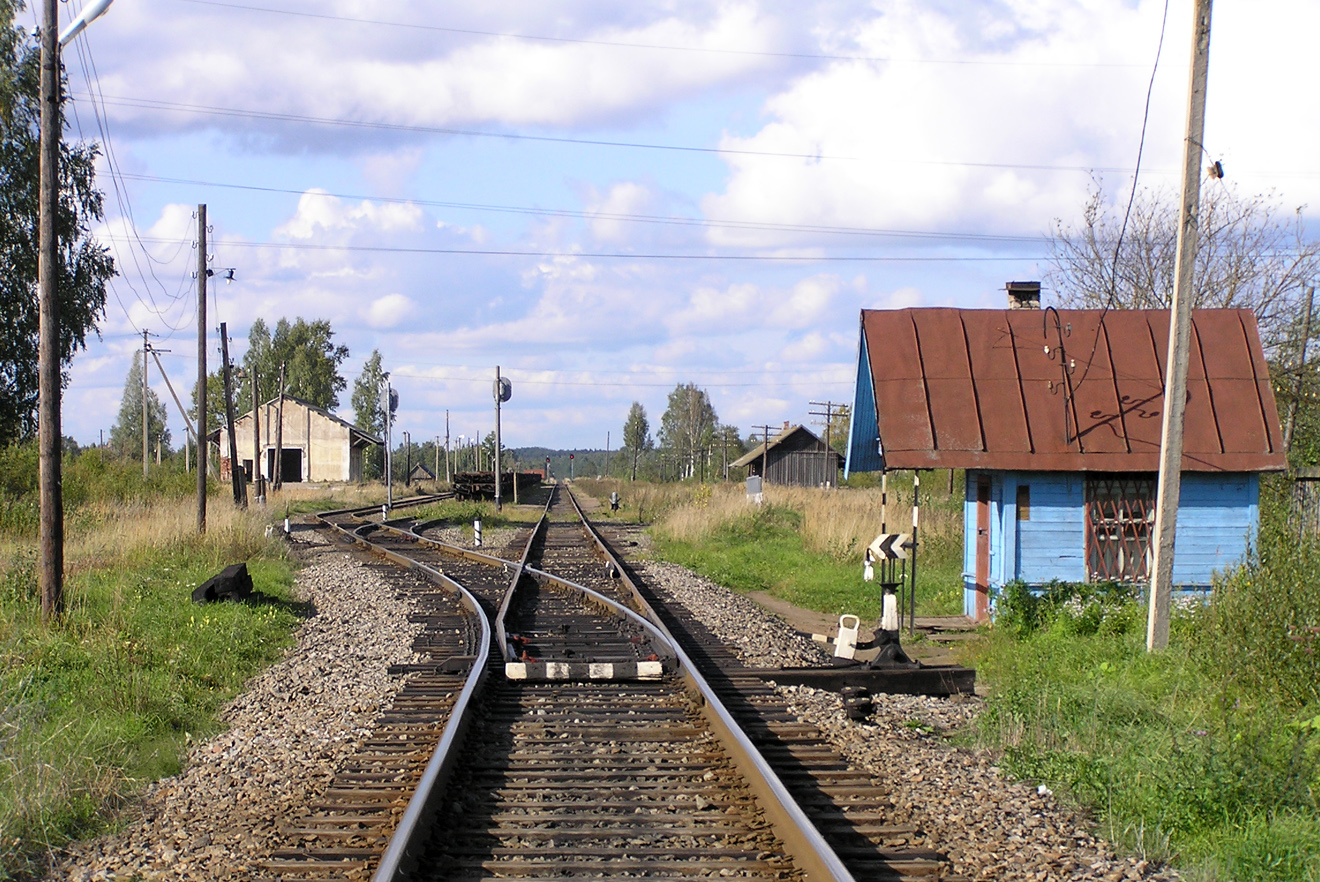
[63,497,283,577]
[654,482,963,561]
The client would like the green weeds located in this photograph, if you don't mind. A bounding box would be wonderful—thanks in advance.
[969,499,1320,881]
[0,443,301,880]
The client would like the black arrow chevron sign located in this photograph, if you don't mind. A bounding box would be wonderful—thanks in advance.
[868,532,911,560]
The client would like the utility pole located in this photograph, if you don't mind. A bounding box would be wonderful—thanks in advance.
[404,431,411,487]
[195,204,208,534]
[274,361,286,489]
[445,410,451,482]
[37,0,62,618]
[382,374,392,510]
[149,347,194,457]
[808,400,843,450]
[494,366,503,512]
[220,323,246,507]
[142,330,150,477]
[252,369,262,503]
[1148,0,1214,652]
[754,424,774,488]
[1285,284,1315,453]
[435,435,440,484]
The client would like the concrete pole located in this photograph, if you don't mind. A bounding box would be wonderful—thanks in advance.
[1148,0,1214,652]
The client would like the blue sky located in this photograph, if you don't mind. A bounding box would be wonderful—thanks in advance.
[42,0,1320,451]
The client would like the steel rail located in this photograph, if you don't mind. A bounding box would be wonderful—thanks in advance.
[563,485,857,882]
[314,502,505,882]
[321,485,853,882]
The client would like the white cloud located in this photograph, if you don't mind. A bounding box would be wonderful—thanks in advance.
[85,2,791,143]
[587,182,653,243]
[703,0,1205,242]
[363,293,416,329]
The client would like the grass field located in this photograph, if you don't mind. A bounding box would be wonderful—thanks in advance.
[575,475,967,619]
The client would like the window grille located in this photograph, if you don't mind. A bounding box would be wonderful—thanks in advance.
[1085,476,1156,582]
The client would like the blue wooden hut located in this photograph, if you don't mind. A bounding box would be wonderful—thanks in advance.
[843,298,1287,621]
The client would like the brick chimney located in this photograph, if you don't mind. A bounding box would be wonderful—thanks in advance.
[1006,281,1041,310]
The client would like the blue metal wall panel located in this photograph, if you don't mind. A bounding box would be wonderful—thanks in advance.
[1014,473,1087,583]
[1170,472,1258,585]
[845,324,884,476]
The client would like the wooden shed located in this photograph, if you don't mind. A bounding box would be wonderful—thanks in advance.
[844,305,1287,621]
[213,396,381,484]
[732,424,841,487]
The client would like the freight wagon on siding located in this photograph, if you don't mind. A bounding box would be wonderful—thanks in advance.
[844,286,1287,622]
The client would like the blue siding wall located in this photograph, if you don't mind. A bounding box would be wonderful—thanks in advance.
[1170,472,1258,584]
[963,470,1259,615]
[845,327,883,477]
[1013,473,1087,583]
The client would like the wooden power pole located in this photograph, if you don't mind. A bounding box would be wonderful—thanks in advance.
[220,323,246,507]
[274,361,286,489]
[252,369,262,502]
[1148,0,1214,652]
[38,0,62,619]
[142,330,150,478]
[196,204,208,534]
[1284,285,1315,453]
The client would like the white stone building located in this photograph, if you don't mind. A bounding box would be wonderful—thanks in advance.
[211,396,381,483]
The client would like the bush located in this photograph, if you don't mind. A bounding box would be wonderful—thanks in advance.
[993,579,1143,639]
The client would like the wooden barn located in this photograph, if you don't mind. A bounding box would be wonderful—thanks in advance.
[212,396,381,484]
[844,300,1287,621]
[732,423,841,487]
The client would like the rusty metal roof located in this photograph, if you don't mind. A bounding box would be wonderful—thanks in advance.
[858,307,1286,472]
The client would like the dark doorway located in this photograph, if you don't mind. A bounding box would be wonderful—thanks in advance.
[267,448,304,483]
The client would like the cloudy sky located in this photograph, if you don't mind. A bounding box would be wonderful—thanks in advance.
[42,0,1320,452]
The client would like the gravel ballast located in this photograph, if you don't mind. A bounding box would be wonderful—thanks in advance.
[51,528,424,881]
[639,560,1179,882]
[51,527,1175,882]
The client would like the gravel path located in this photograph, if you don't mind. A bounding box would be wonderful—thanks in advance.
[639,560,1180,882]
[51,528,424,881]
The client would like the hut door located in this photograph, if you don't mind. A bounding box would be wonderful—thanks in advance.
[975,476,991,621]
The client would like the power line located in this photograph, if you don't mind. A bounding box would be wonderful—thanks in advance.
[98,235,1044,262]
[172,0,1146,69]
[390,370,851,389]
[112,171,1046,244]
[76,92,1142,174]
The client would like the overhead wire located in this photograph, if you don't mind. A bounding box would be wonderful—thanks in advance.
[63,2,199,336]
[173,0,1145,69]
[100,234,1044,262]
[1068,0,1172,390]
[114,172,1045,245]
[390,370,852,389]
[77,92,1146,174]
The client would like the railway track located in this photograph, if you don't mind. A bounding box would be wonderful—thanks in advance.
[269,485,953,882]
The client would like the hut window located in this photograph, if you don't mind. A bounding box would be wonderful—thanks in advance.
[1085,476,1156,583]
[1016,485,1030,520]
